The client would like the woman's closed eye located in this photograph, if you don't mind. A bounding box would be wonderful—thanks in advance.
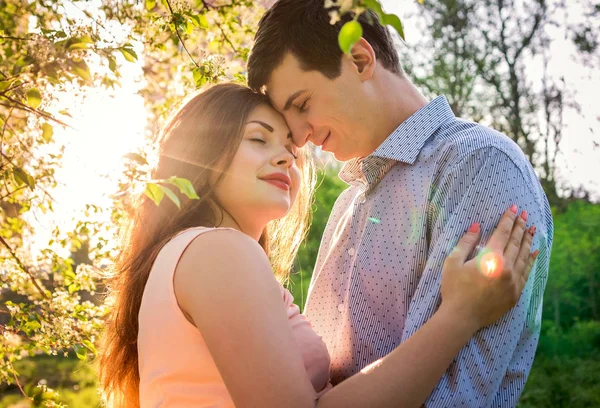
[250,137,266,144]
[298,99,309,113]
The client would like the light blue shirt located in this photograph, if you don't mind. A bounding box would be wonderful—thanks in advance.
[304,96,553,407]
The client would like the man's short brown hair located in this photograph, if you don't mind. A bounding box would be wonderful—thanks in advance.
[247,0,402,92]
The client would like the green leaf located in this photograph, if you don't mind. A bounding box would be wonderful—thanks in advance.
[338,20,363,54]
[74,344,87,360]
[119,47,138,62]
[24,320,41,335]
[41,123,53,143]
[108,56,117,73]
[59,109,72,117]
[160,185,181,209]
[123,152,148,165]
[382,13,405,40]
[190,14,209,29]
[41,62,60,81]
[192,67,208,88]
[26,88,42,109]
[362,0,405,40]
[67,35,92,50]
[145,0,156,10]
[68,283,80,294]
[70,59,92,81]
[363,0,384,16]
[145,182,164,206]
[166,177,199,199]
[82,339,97,355]
[13,167,35,190]
[0,80,11,92]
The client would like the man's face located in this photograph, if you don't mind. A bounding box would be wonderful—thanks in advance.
[266,52,374,162]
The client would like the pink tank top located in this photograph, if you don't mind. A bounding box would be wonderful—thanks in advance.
[137,227,332,407]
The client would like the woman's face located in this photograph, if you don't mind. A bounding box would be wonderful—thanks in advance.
[214,104,301,231]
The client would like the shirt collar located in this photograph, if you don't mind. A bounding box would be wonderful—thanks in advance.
[339,96,455,186]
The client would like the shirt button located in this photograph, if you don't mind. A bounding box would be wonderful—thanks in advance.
[348,247,355,256]
[337,303,345,312]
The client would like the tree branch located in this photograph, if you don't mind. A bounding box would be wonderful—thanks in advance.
[0,96,71,128]
[0,185,28,201]
[1,151,58,203]
[514,10,544,61]
[201,0,239,54]
[0,235,49,300]
[164,0,202,69]
[0,36,34,42]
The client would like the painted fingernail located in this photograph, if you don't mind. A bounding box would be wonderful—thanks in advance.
[532,249,540,260]
[468,222,480,233]
[529,226,536,236]
[520,210,528,221]
[510,204,518,214]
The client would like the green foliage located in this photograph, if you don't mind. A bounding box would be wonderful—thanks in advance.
[543,201,600,328]
[517,201,600,406]
[0,355,99,407]
[290,167,346,309]
[338,20,363,54]
[333,0,405,54]
[519,320,600,407]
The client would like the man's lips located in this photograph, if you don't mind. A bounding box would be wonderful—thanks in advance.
[259,173,291,191]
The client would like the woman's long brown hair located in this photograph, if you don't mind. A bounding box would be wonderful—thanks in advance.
[97,83,316,407]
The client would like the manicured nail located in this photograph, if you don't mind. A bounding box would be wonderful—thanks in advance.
[532,249,540,260]
[529,225,536,236]
[468,222,480,233]
[510,204,518,214]
[520,210,528,221]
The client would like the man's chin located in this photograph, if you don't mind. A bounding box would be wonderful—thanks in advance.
[331,150,355,162]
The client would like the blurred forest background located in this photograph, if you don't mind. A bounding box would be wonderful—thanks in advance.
[0,0,599,406]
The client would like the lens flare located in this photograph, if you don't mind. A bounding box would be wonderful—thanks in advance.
[477,250,503,277]
[486,258,497,275]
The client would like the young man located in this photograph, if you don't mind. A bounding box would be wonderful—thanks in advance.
[247,0,553,406]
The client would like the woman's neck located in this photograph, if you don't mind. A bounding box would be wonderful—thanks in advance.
[214,207,264,242]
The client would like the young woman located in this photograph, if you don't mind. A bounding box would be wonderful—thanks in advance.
[98,83,537,407]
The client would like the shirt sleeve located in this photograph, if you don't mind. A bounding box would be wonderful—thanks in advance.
[400,146,552,408]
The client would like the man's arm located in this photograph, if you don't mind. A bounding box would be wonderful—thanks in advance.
[402,146,552,407]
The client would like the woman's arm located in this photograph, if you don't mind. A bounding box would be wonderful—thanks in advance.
[175,208,534,408]
[175,229,318,408]
[318,304,476,408]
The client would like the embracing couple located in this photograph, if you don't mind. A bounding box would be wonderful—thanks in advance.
[98,0,553,407]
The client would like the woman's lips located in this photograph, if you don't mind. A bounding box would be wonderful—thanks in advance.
[263,179,290,191]
[259,173,291,191]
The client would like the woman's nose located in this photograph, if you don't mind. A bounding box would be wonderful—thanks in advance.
[272,147,294,167]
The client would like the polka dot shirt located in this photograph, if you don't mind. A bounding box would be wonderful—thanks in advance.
[303,96,553,407]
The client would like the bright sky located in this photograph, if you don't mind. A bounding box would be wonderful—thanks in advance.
[29,0,599,254]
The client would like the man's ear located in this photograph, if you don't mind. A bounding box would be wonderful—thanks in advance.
[349,38,376,81]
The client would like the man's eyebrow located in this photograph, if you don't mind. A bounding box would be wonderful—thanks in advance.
[283,90,306,111]
[246,120,274,132]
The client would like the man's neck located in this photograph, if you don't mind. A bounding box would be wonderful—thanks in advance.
[367,73,429,153]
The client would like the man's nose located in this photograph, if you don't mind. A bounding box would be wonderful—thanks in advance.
[288,118,312,148]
